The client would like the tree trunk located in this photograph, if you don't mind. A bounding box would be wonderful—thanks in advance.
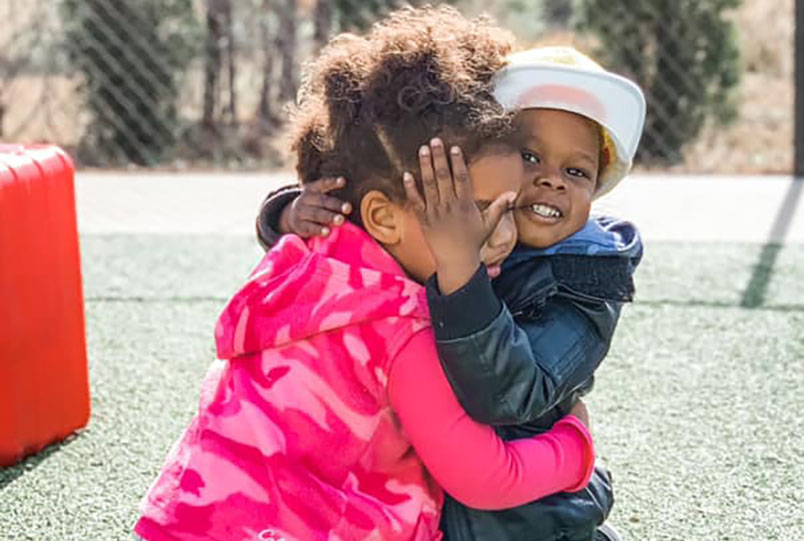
[223,0,237,126]
[313,0,332,51]
[202,0,225,130]
[541,0,573,27]
[257,0,275,131]
[276,0,298,102]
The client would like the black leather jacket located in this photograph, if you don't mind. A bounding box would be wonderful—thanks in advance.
[426,244,640,541]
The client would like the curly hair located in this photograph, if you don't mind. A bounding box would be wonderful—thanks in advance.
[289,5,516,226]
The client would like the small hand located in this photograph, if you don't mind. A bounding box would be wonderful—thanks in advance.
[402,139,516,294]
[568,399,590,429]
[279,176,352,237]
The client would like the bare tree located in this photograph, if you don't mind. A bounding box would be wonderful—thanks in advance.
[223,0,237,126]
[313,0,332,51]
[275,0,298,103]
[542,0,573,27]
[0,54,26,138]
[256,0,276,132]
[202,0,225,130]
[203,0,238,131]
[0,1,48,138]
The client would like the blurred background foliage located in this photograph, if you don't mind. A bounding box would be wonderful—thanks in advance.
[0,0,792,173]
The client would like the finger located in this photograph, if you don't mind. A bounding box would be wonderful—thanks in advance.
[418,144,439,209]
[430,138,455,203]
[297,205,345,227]
[402,172,426,216]
[449,145,471,202]
[303,192,352,216]
[294,220,330,239]
[305,176,346,194]
[482,191,518,235]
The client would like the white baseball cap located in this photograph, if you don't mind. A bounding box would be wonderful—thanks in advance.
[492,46,646,198]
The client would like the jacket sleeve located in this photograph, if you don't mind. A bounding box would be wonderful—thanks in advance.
[427,264,621,426]
[388,329,595,510]
[255,184,302,251]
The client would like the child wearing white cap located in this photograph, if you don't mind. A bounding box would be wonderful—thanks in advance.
[416,46,646,541]
[257,46,646,541]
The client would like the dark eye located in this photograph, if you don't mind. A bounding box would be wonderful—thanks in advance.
[521,150,540,165]
[566,167,590,179]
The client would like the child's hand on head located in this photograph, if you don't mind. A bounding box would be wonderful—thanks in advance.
[403,138,517,295]
[279,176,352,237]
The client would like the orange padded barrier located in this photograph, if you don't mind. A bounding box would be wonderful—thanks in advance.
[0,145,90,467]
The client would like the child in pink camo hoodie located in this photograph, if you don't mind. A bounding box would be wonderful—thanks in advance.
[134,7,595,541]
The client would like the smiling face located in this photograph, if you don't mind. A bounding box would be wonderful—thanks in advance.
[513,108,601,249]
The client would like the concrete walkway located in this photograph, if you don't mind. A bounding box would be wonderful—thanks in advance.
[75,171,804,244]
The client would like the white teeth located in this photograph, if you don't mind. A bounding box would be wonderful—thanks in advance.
[531,204,561,218]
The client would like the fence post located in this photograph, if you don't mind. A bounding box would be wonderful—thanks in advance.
[796,0,804,176]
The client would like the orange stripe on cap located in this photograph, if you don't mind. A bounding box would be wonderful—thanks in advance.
[516,84,607,123]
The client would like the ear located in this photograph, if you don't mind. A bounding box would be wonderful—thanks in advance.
[360,190,404,247]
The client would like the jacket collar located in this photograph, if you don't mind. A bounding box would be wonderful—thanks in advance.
[496,216,643,310]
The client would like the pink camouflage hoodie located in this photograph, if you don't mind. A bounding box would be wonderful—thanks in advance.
[134,222,595,541]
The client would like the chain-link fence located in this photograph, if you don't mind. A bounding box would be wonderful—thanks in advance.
[0,0,793,173]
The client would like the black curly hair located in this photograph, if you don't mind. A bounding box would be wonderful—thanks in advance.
[289,5,517,226]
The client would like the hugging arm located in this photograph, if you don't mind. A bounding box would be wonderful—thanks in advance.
[427,263,621,426]
[387,329,595,510]
[256,177,352,250]
[256,185,301,250]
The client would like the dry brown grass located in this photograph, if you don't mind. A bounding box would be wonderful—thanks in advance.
[676,0,794,174]
[1,75,85,150]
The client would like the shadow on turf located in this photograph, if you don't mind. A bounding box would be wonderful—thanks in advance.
[0,433,84,490]
[740,178,802,309]
[640,298,804,312]
[741,243,784,309]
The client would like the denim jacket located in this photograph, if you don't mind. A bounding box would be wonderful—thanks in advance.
[256,188,643,541]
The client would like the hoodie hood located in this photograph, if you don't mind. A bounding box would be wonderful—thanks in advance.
[497,216,643,306]
[505,215,643,264]
[215,222,429,359]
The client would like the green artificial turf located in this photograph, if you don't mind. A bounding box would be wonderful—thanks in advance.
[1,235,802,540]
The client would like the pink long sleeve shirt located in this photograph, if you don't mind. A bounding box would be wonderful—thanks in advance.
[134,222,594,541]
